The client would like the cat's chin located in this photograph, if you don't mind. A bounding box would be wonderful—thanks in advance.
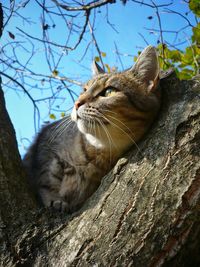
[77,119,87,134]
[77,119,104,148]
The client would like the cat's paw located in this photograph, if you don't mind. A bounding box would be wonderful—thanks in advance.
[50,200,69,213]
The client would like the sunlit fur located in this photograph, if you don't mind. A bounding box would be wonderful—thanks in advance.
[73,72,160,154]
[23,46,161,213]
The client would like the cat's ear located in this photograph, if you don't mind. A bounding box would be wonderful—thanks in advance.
[92,61,105,75]
[130,46,159,92]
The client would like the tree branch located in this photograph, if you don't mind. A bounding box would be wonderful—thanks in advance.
[51,0,116,12]
[0,71,40,131]
[0,3,3,38]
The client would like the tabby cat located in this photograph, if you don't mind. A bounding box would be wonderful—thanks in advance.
[23,46,161,213]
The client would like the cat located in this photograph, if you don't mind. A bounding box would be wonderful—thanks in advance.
[23,46,161,213]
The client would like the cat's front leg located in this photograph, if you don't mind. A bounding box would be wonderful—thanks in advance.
[38,157,71,212]
[59,171,98,213]
[39,185,70,212]
[59,172,80,212]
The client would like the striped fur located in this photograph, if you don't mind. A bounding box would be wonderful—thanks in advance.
[23,46,161,212]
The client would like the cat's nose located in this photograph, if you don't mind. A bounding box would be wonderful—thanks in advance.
[75,100,81,110]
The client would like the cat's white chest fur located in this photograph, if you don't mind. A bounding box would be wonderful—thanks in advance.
[71,106,104,149]
[85,133,104,149]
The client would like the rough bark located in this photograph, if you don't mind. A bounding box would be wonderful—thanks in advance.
[0,74,199,267]
[0,77,36,266]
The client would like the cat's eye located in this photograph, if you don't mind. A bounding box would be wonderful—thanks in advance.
[101,87,118,97]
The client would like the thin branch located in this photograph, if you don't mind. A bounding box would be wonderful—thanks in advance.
[73,10,90,50]
[145,28,178,34]
[51,0,116,12]
[16,8,90,52]
[105,4,119,33]
[131,0,173,8]
[0,56,83,86]
[2,0,15,30]
[138,32,149,46]
[16,27,68,49]
[151,1,166,64]
[88,19,105,71]
[114,42,124,70]
[0,71,40,131]
[35,0,78,17]
[164,8,195,28]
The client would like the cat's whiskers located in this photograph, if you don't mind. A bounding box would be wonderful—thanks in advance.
[109,119,141,154]
[50,115,70,131]
[61,120,74,136]
[93,119,99,166]
[97,110,141,154]
[87,109,129,154]
[106,113,137,140]
[97,117,118,151]
[48,116,73,144]
[93,118,98,153]
[103,109,141,137]
[95,117,114,167]
[101,109,139,140]
[87,111,115,151]
[49,120,73,143]
[102,109,140,137]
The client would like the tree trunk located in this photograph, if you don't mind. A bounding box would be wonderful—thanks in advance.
[0,73,199,267]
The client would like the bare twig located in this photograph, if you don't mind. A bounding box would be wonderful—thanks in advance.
[131,0,173,8]
[16,27,69,49]
[114,42,124,70]
[0,71,40,131]
[51,0,116,12]
[164,8,195,28]
[88,20,105,71]
[138,33,149,46]
[151,1,165,60]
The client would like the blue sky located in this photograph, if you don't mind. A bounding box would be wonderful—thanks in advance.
[1,0,196,155]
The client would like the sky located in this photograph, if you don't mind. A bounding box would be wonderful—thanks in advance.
[1,0,197,156]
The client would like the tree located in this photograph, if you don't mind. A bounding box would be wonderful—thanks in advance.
[1,60,200,267]
[1,0,199,135]
[0,1,200,266]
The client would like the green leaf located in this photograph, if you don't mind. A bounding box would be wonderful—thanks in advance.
[177,68,194,80]
[192,23,200,45]
[61,112,65,118]
[101,52,106,57]
[94,56,100,62]
[52,69,59,77]
[169,50,182,61]
[156,34,199,78]
[189,0,200,17]
[182,47,194,65]
[49,114,56,120]
[105,63,111,73]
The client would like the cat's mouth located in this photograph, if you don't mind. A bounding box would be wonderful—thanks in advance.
[71,105,109,125]
[77,116,109,132]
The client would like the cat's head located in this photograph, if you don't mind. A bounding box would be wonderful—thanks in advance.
[71,46,161,151]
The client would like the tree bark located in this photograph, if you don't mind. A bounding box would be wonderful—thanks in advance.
[0,77,36,266]
[0,74,199,267]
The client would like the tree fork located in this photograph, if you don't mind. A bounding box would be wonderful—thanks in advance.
[0,74,200,266]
